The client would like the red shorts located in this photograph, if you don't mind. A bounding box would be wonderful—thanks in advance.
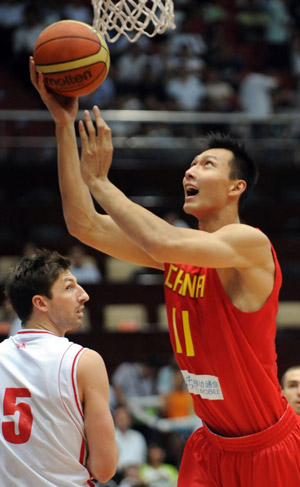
[178,405,300,487]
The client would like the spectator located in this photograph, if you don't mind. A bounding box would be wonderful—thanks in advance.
[159,369,193,420]
[156,355,178,395]
[264,0,292,70]
[159,369,197,467]
[139,443,178,487]
[165,66,205,110]
[202,66,237,112]
[281,365,300,416]
[11,4,46,85]
[63,0,93,24]
[175,44,206,76]
[0,0,25,29]
[68,244,102,284]
[115,43,149,95]
[167,19,206,57]
[112,358,158,406]
[114,406,148,477]
[136,62,168,110]
[80,74,117,110]
[235,1,267,44]
[0,297,21,336]
[238,65,279,117]
[119,465,147,487]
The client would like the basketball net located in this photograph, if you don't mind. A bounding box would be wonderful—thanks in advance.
[92,0,176,43]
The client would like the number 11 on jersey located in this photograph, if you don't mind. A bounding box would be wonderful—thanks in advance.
[172,307,195,357]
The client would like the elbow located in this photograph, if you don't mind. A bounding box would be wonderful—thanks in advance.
[62,211,79,238]
[88,448,118,483]
[67,221,82,239]
[65,217,89,243]
[92,465,117,484]
[144,235,171,263]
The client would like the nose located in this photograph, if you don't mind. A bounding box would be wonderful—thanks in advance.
[184,165,195,182]
[78,284,90,303]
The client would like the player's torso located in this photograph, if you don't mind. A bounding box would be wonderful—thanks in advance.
[0,330,92,487]
[163,261,286,437]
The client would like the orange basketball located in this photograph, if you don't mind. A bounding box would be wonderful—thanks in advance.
[33,20,110,97]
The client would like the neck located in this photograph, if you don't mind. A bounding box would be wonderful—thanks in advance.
[196,206,240,232]
[23,318,65,337]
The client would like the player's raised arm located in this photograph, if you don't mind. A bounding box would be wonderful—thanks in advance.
[79,107,272,269]
[29,56,96,234]
[29,57,161,269]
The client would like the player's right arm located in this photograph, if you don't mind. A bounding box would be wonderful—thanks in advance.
[77,349,118,483]
[29,57,161,268]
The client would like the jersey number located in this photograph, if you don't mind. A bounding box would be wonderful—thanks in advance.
[2,388,33,444]
[172,308,195,357]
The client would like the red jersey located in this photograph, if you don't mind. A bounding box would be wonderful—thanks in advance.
[164,245,286,437]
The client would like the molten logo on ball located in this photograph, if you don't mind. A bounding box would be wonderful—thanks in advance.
[45,70,93,89]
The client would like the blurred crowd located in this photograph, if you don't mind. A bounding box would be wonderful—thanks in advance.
[102,354,200,487]
[1,0,300,138]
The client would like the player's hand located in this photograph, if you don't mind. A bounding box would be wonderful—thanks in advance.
[79,106,113,186]
[29,56,79,126]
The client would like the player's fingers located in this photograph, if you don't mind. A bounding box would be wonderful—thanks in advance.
[93,106,112,145]
[83,110,96,141]
[93,105,111,131]
[78,120,88,142]
[29,57,38,88]
[29,57,46,94]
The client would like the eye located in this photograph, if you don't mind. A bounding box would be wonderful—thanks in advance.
[204,160,213,166]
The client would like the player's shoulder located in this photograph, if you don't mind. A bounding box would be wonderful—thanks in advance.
[78,348,105,372]
[218,223,270,243]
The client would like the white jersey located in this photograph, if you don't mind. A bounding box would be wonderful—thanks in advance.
[0,329,95,487]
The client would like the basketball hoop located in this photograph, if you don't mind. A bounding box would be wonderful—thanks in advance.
[92,0,176,43]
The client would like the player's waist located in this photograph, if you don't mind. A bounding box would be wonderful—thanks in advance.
[202,403,298,452]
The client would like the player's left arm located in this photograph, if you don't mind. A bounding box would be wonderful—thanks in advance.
[77,349,118,483]
[79,107,272,272]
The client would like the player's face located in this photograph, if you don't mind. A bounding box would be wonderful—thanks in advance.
[282,369,300,415]
[183,148,235,219]
[45,270,89,333]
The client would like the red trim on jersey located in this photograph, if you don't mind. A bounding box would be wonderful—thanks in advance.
[17,330,56,335]
[58,344,84,429]
[72,347,85,419]
[79,437,85,464]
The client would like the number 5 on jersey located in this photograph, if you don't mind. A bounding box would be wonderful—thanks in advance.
[2,388,33,444]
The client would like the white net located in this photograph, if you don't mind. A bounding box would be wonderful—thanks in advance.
[92,0,176,43]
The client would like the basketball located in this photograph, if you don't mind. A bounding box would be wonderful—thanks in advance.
[33,20,110,97]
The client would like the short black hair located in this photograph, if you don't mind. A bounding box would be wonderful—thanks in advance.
[281,365,300,389]
[200,132,259,211]
[5,249,71,324]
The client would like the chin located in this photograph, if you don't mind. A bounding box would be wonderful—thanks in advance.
[183,203,199,220]
[67,323,81,334]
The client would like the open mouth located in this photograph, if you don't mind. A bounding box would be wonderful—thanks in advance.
[186,186,199,197]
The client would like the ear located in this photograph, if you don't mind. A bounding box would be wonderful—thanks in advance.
[229,180,247,196]
[32,295,48,313]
